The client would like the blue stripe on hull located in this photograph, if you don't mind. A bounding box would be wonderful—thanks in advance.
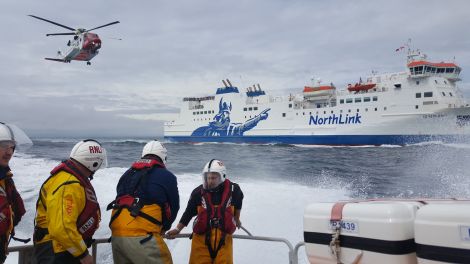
[164,135,470,145]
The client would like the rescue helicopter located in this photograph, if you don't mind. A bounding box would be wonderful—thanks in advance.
[29,15,119,65]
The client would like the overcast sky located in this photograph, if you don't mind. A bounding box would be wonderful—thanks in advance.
[1,0,470,138]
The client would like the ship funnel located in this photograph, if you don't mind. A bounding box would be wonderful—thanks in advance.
[253,85,257,91]
[222,80,228,88]
[226,79,233,87]
[257,84,261,90]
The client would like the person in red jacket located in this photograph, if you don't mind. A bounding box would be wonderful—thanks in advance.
[167,159,243,264]
[0,122,27,264]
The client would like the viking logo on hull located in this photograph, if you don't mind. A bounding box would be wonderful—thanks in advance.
[191,98,270,136]
[309,113,362,126]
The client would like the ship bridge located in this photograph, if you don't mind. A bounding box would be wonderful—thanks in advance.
[406,50,461,81]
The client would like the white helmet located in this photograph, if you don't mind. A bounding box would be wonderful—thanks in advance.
[70,139,107,172]
[0,122,15,143]
[202,159,226,189]
[142,140,167,164]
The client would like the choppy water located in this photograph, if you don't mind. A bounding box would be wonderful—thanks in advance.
[6,139,470,263]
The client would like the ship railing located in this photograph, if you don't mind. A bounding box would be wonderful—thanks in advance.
[8,234,305,264]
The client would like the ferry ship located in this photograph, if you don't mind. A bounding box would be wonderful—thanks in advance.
[164,49,470,145]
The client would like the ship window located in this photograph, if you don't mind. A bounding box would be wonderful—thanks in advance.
[249,107,253,111]
[193,112,196,115]
[355,98,361,103]
[254,107,258,110]
[348,109,351,113]
[296,113,298,116]
[250,115,252,118]
[340,110,343,113]
[365,108,368,112]
[323,111,326,114]
[416,81,420,85]
[449,92,453,97]
[424,92,433,97]
[289,104,292,108]
[384,107,387,111]
[243,108,247,111]
[245,116,247,119]
[356,109,360,112]
[410,67,415,75]
[309,112,312,115]
[374,108,378,111]
[346,98,353,103]
[416,93,421,98]
[442,92,445,96]
[437,68,444,73]
[444,80,448,84]
[372,96,378,101]
[282,113,286,117]
[446,68,454,73]
[331,111,334,114]
[415,66,423,74]
[204,111,207,114]
[303,112,305,115]
[415,105,419,109]
[340,99,344,104]
[431,67,436,73]
[426,66,432,73]
[435,80,438,84]
[364,97,371,102]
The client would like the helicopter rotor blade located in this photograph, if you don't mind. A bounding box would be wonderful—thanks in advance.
[28,15,76,31]
[46,32,77,36]
[86,21,120,32]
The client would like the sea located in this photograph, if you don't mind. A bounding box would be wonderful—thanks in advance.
[6,138,470,264]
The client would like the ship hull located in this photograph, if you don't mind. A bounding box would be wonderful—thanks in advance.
[164,134,470,145]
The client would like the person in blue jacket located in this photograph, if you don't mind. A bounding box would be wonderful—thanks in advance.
[108,140,179,264]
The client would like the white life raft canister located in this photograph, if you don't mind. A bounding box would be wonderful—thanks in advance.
[415,202,470,264]
[304,201,424,264]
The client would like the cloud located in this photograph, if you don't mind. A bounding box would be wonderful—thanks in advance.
[1,0,470,137]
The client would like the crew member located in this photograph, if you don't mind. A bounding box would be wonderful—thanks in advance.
[34,139,107,264]
[0,123,27,264]
[167,159,243,264]
[109,140,179,264]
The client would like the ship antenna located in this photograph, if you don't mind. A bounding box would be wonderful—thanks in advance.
[222,80,228,88]
[226,79,233,87]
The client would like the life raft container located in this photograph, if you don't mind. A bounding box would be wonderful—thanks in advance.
[303,199,470,264]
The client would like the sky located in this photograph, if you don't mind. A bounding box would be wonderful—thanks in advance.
[1,0,470,137]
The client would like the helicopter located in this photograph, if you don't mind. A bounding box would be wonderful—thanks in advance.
[29,15,119,65]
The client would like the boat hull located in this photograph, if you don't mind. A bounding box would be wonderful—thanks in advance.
[164,134,470,145]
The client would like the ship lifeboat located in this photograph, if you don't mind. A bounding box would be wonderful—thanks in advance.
[347,83,376,93]
[303,85,335,97]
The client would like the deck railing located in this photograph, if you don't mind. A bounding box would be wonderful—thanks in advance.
[8,232,305,264]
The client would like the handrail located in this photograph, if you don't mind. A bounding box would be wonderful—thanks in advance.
[8,234,300,264]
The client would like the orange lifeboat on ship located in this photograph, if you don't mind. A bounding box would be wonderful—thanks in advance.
[347,83,376,93]
[303,85,335,97]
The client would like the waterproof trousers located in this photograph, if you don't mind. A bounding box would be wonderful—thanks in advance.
[189,231,233,264]
[111,234,173,264]
[33,241,80,264]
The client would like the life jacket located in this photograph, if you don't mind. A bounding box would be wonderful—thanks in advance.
[0,171,28,264]
[193,179,237,235]
[36,160,100,242]
[192,179,237,260]
[0,175,26,238]
[107,158,171,230]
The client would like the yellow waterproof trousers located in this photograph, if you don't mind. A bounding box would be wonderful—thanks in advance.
[189,229,233,264]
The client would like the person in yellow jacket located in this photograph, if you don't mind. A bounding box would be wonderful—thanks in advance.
[33,139,107,264]
[167,159,243,264]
